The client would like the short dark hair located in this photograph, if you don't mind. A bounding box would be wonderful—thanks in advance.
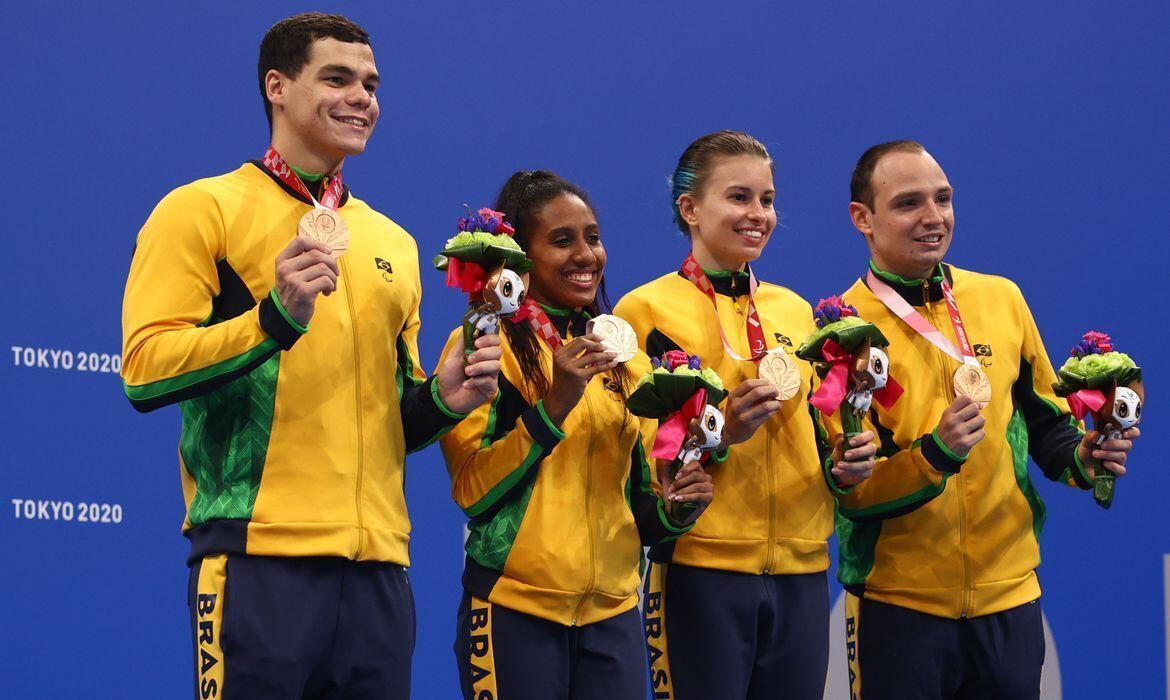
[670,131,772,235]
[850,140,926,208]
[258,13,370,129]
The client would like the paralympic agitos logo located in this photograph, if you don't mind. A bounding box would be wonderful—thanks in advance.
[375,257,393,283]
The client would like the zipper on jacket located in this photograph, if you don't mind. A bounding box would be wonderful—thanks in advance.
[340,255,366,559]
[571,379,598,625]
[762,435,776,575]
[730,295,774,575]
[926,283,972,617]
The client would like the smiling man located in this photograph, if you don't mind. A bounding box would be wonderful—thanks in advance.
[825,141,1137,699]
[121,13,501,698]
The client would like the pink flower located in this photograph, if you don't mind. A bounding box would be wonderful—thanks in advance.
[477,207,515,236]
[662,350,690,371]
[1083,331,1112,353]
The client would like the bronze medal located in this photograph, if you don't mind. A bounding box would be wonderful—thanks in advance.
[758,347,801,401]
[953,364,991,408]
[297,207,350,259]
[586,315,637,363]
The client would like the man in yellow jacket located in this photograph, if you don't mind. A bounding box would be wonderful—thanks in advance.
[120,14,501,699]
[830,140,1137,699]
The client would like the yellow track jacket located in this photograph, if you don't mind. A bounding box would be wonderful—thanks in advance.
[827,262,1091,618]
[615,267,842,576]
[438,308,692,626]
[121,162,463,566]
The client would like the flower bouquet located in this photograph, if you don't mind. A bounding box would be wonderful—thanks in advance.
[627,351,727,520]
[434,208,534,354]
[1052,331,1143,509]
[796,297,903,440]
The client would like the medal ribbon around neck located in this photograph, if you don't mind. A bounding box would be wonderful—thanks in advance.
[680,253,767,362]
[509,298,565,351]
[261,146,344,211]
[866,270,979,367]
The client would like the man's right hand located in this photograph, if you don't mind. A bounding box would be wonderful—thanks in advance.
[936,395,986,458]
[720,379,782,447]
[275,235,339,327]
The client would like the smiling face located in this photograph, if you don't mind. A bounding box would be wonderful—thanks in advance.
[524,194,605,310]
[849,150,954,280]
[266,37,380,172]
[677,155,776,271]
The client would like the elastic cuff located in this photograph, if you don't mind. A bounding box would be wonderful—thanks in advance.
[259,288,308,350]
[521,401,566,451]
[706,446,730,465]
[429,376,468,420]
[823,456,854,495]
[658,500,694,535]
[1071,447,1094,490]
[922,430,966,473]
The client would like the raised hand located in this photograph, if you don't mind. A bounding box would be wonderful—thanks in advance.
[541,334,618,427]
[720,379,782,447]
[436,334,503,414]
[935,395,986,459]
[274,235,339,327]
[830,430,878,486]
[662,460,715,525]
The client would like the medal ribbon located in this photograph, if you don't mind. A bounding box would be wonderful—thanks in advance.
[509,298,564,351]
[261,146,344,210]
[866,270,979,368]
[680,254,767,361]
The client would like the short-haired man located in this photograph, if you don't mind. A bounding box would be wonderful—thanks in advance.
[121,13,501,698]
[826,141,1137,699]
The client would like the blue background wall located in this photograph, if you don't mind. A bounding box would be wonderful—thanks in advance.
[4,1,1168,697]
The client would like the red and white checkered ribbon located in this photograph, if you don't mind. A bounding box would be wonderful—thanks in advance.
[260,146,344,210]
[680,253,767,362]
[509,298,564,351]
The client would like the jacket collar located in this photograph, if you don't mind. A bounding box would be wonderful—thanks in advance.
[539,303,592,338]
[248,160,352,208]
[864,260,953,307]
[677,264,754,297]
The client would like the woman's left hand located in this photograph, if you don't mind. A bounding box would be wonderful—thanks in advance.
[663,460,714,525]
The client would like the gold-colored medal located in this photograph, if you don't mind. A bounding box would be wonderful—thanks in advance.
[953,364,991,408]
[758,347,801,401]
[297,208,350,259]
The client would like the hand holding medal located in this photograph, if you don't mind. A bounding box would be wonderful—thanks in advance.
[434,208,533,355]
[796,297,904,440]
[586,315,638,363]
[1053,332,1143,509]
[298,207,350,260]
[627,352,727,522]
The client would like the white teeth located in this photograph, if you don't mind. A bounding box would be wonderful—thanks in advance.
[919,235,942,243]
[336,117,366,127]
[737,229,763,240]
[567,272,594,282]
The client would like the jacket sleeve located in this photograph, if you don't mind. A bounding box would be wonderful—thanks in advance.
[627,429,694,545]
[808,386,851,497]
[1011,291,1092,489]
[825,399,964,522]
[396,302,467,453]
[121,185,306,412]
[438,331,565,519]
